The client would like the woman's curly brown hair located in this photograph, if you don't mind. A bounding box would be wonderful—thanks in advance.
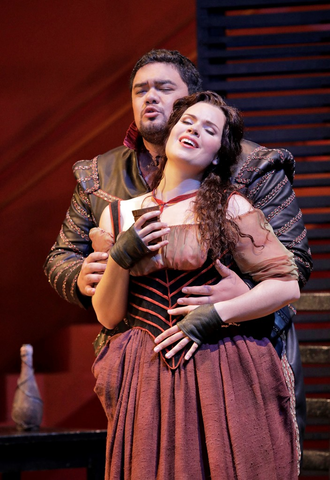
[151,91,247,258]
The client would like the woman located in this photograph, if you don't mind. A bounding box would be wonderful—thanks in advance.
[91,92,300,479]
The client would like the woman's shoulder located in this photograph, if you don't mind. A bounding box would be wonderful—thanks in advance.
[120,193,154,229]
[120,193,153,212]
[226,193,254,219]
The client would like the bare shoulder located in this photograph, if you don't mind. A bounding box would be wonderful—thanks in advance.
[226,193,253,219]
[99,205,112,232]
[99,196,139,233]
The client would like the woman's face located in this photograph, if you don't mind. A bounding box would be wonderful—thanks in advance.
[165,102,226,178]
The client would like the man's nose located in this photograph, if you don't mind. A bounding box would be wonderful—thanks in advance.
[145,88,160,104]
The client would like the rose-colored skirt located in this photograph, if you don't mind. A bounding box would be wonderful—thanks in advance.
[92,329,298,480]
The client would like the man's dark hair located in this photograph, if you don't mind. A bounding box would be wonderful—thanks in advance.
[129,49,203,94]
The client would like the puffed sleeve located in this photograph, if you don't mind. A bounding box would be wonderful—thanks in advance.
[89,227,114,253]
[232,208,299,283]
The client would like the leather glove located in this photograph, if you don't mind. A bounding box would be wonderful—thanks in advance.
[110,225,151,269]
[177,304,225,345]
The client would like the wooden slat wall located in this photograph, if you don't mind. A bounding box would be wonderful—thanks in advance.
[196,0,330,292]
[196,1,330,477]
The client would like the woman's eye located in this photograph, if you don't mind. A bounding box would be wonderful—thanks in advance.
[182,118,192,125]
[206,129,215,136]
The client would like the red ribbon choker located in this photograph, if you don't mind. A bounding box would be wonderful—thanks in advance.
[151,190,197,213]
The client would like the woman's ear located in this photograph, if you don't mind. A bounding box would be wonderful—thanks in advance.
[212,157,219,165]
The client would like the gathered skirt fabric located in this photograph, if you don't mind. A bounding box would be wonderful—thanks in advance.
[92,328,298,480]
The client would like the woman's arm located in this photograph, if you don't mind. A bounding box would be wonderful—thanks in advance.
[154,276,299,360]
[154,194,300,359]
[92,256,131,329]
[213,277,300,323]
[92,207,169,329]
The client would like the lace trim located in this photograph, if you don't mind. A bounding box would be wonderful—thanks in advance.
[281,351,301,474]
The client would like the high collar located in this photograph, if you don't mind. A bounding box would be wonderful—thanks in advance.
[123,121,141,151]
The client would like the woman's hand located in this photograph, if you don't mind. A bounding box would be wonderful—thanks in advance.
[154,325,199,361]
[155,304,225,360]
[110,210,170,269]
[134,210,170,251]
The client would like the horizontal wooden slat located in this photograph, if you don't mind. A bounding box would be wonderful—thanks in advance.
[301,259,330,273]
[246,127,329,143]
[200,10,330,29]
[294,293,330,311]
[304,384,330,393]
[226,92,330,111]
[295,313,330,323]
[304,431,330,441]
[304,217,330,230]
[292,197,330,209]
[206,59,330,77]
[203,44,330,61]
[198,0,330,8]
[285,145,330,157]
[207,77,330,94]
[303,366,330,377]
[297,330,330,342]
[303,278,330,291]
[308,258,330,271]
[310,244,330,254]
[306,398,330,418]
[301,450,330,472]
[294,179,330,189]
[200,31,330,48]
[295,161,330,175]
[309,254,330,266]
[244,112,330,128]
[295,294,330,310]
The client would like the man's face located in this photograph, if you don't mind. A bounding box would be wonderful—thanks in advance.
[131,63,189,145]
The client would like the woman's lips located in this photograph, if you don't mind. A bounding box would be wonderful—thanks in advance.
[179,136,199,148]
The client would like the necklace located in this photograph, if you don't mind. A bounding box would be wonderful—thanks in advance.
[152,190,197,213]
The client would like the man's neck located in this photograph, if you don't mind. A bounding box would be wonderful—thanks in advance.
[142,139,163,161]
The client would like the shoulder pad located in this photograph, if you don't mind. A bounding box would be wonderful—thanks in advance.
[232,140,295,187]
[73,156,100,194]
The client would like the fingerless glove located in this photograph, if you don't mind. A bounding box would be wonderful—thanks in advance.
[110,225,151,269]
[177,304,225,345]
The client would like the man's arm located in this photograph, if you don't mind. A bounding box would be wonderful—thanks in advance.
[43,181,100,308]
[234,142,312,288]
[175,142,312,308]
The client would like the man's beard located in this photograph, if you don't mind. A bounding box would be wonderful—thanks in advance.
[139,121,166,146]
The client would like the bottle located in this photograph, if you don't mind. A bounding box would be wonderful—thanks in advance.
[11,344,43,430]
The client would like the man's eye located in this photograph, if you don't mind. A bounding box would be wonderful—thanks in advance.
[136,90,146,95]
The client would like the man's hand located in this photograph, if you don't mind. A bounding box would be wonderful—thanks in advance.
[168,260,250,317]
[77,251,108,297]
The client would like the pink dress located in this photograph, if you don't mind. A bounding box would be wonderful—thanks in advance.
[92,207,299,480]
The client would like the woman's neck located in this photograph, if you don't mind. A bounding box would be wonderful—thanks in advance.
[156,164,201,202]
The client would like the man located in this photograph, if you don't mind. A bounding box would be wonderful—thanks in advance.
[44,49,312,454]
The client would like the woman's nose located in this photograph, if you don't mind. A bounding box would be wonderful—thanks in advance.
[187,126,199,136]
